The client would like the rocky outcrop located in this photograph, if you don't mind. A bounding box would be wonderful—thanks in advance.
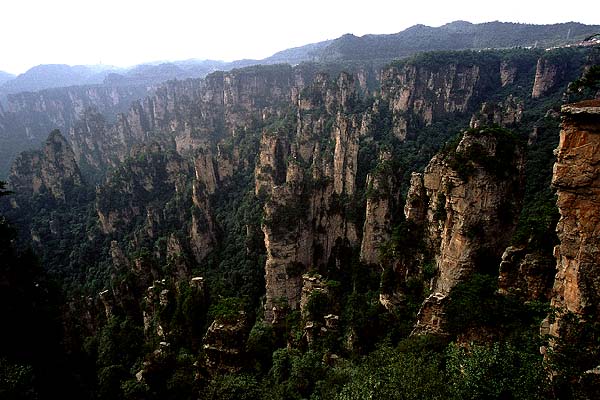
[142,280,171,338]
[9,129,82,204]
[254,132,290,196]
[94,142,192,235]
[202,312,249,374]
[57,65,304,182]
[469,95,524,128]
[498,246,554,301]
[548,100,600,341]
[0,85,149,178]
[299,274,339,347]
[360,150,399,265]
[380,57,497,139]
[5,85,148,120]
[409,127,525,334]
[403,172,428,222]
[531,57,563,98]
[190,180,217,263]
[499,60,518,87]
[260,73,363,323]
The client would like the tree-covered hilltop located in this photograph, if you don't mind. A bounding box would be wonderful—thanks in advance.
[268,21,600,64]
[1,44,599,399]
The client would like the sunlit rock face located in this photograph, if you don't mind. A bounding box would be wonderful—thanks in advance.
[548,101,600,341]
[408,127,525,335]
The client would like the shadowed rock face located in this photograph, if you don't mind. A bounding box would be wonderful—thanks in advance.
[9,129,82,204]
[380,61,488,140]
[360,150,398,266]
[498,246,554,301]
[0,85,150,178]
[548,100,600,340]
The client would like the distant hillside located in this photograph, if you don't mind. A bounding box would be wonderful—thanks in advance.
[263,21,600,63]
[103,59,228,86]
[0,64,117,95]
[0,71,14,86]
[264,40,333,64]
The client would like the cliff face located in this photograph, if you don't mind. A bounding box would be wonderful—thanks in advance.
[379,57,497,139]
[5,85,149,124]
[260,72,364,323]
[94,142,199,242]
[91,66,307,261]
[548,101,600,340]
[531,58,563,99]
[203,311,249,374]
[498,246,554,301]
[65,66,307,180]
[0,85,149,178]
[9,130,83,204]
[407,127,525,334]
[359,150,399,265]
[469,95,524,129]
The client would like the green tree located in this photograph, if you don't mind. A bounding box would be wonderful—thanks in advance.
[446,342,548,399]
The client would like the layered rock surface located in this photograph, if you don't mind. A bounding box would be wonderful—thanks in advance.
[260,72,364,323]
[379,57,496,139]
[359,150,399,265]
[549,100,600,339]
[407,127,525,334]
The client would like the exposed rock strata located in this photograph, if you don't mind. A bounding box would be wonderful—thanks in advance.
[360,150,399,265]
[532,57,562,98]
[469,96,524,128]
[0,85,149,178]
[202,312,249,374]
[548,100,600,340]
[379,59,494,139]
[260,73,363,323]
[408,127,525,334]
[498,246,554,301]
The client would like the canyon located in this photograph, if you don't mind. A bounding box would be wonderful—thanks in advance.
[0,39,599,398]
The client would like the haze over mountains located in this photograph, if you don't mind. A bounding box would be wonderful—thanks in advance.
[1,20,598,98]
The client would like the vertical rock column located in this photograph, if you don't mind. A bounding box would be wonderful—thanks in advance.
[409,128,524,335]
[548,101,600,339]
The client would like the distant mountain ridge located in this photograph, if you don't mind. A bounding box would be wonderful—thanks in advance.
[0,64,116,95]
[267,21,600,63]
[0,71,15,86]
[2,20,598,98]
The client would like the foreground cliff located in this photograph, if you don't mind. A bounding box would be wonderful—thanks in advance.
[547,101,600,364]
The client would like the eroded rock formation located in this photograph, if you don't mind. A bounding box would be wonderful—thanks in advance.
[408,127,525,334]
[260,73,363,323]
[9,129,82,204]
[548,100,600,340]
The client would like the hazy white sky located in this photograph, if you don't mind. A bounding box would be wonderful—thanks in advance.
[1,0,598,74]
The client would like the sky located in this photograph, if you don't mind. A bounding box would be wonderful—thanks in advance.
[1,0,598,74]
